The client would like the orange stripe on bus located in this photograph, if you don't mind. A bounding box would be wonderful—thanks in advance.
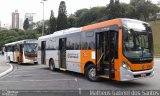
[81,18,121,31]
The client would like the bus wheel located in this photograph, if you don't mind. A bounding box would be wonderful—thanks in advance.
[49,59,55,71]
[8,57,11,63]
[17,57,21,65]
[85,64,99,82]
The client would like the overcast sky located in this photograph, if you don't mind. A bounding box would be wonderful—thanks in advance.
[0,0,159,27]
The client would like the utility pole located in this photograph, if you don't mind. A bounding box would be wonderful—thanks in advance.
[41,0,47,36]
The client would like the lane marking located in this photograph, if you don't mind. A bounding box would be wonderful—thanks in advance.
[78,88,81,95]
[15,68,53,72]
[0,79,76,82]
[75,78,78,82]
[56,79,76,81]
[16,68,43,71]
[6,73,61,77]
[0,81,19,82]
[13,70,46,73]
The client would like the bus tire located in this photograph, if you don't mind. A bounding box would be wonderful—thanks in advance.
[85,64,99,82]
[17,57,21,65]
[8,56,11,63]
[49,59,55,71]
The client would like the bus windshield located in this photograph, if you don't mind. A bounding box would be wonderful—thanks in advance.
[122,21,153,62]
[24,43,37,56]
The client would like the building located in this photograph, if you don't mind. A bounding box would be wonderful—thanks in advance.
[19,18,23,30]
[12,10,19,29]
[3,24,11,29]
[25,13,35,24]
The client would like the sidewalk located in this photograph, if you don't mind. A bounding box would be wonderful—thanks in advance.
[0,54,13,77]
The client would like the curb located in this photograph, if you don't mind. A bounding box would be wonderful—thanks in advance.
[0,63,13,77]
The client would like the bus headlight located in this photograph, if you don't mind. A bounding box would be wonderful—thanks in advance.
[122,61,130,70]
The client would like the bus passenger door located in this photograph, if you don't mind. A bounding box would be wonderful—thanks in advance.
[96,31,118,78]
[19,44,23,63]
[59,38,67,69]
[108,31,118,78]
[41,41,46,64]
[96,32,110,78]
[12,46,15,62]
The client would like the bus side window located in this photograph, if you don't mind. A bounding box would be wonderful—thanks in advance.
[81,31,95,50]
[67,34,80,50]
[5,47,7,52]
[12,46,14,52]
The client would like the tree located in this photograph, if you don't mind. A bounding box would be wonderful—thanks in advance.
[130,0,144,6]
[68,14,76,28]
[107,0,122,19]
[74,7,107,27]
[106,0,115,19]
[34,20,49,35]
[114,0,121,18]
[49,10,56,34]
[23,19,29,31]
[130,0,159,20]
[23,18,29,31]
[75,8,88,26]
[57,1,68,31]
[0,29,38,49]
[120,3,136,18]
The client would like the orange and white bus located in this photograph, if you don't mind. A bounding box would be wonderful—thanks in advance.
[5,39,38,64]
[38,18,154,81]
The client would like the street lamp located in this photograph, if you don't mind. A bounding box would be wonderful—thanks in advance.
[41,0,47,36]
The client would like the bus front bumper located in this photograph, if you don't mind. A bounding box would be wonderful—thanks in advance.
[120,67,154,81]
[24,59,38,64]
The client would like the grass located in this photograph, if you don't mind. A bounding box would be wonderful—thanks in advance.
[148,20,160,56]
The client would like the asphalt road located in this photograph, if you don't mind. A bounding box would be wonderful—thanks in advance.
[0,55,160,95]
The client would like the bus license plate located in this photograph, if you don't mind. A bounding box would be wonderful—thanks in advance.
[141,73,146,77]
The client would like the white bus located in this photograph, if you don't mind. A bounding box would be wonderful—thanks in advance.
[5,39,38,64]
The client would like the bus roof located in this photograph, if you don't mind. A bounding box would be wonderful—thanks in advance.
[39,28,81,40]
[121,18,149,25]
[5,39,37,46]
[38,18,149,40]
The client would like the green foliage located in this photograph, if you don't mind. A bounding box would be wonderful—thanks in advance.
[75,7,106,27]
[120,3,136,18]
[23,18,29,30]
[57,1,68,31]
[68,14,76,28]
[0,29,38,49]
[107,0,122,19]
[130,0,159,20]
[49,10,56,34]
[34,20,49,35]
[148,20,160,56]
[34,21,43,34]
